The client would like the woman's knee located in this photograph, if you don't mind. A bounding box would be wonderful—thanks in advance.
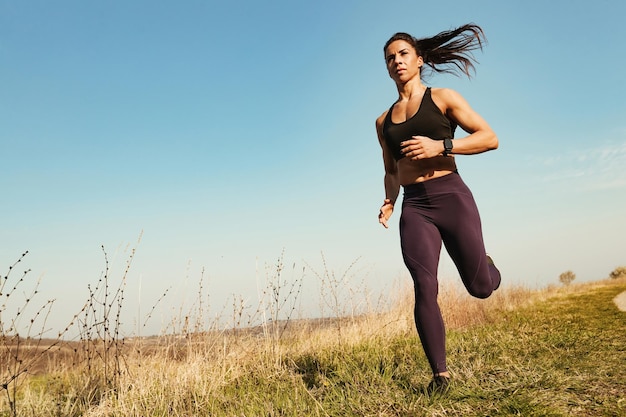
[467,285,492,299]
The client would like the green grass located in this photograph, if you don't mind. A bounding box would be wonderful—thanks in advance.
[208,280,626,417]
[2,279,625,416]
[440,283,626,416]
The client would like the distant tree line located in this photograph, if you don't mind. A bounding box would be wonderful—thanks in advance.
[558,266,626,286]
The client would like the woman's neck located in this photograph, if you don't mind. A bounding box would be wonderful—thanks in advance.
[397,78,426,101]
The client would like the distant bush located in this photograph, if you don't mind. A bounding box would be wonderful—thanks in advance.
[609,266,626,279]
[559,270,576,286]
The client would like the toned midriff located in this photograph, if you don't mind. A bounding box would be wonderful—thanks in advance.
[397,155,457,185]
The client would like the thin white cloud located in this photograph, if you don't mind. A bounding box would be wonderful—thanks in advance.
[534,139,626,191]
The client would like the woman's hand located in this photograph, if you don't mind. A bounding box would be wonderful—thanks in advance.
[401,136,444,160]
[378,199,394,229]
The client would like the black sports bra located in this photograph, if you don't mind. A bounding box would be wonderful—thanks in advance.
[382,87,457,161]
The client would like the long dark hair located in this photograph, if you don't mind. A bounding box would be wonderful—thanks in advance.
[384,23,486,79]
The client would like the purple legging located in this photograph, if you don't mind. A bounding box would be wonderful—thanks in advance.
[399,172,500,374]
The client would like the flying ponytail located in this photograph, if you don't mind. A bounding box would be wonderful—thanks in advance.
[384,24,486,79]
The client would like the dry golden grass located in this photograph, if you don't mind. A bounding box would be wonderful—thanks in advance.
[0,280,574,378]
[2,276,624,416]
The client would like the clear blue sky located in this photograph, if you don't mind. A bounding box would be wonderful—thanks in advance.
[2,0,625,336]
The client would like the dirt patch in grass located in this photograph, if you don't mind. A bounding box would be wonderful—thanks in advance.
[613,290,626,312]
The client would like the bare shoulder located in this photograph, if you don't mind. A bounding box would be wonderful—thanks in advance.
[375,109,388,131]
[431,87,467,103]
[431,87,471,112]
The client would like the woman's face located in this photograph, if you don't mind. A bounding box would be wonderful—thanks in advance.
[385,40,423,84]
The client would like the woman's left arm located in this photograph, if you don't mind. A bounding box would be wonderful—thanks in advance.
[436,88,498,155]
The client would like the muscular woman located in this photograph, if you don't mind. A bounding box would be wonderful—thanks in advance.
[375,24,502,394]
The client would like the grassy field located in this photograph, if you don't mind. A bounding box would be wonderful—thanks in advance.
[2,277,625,416]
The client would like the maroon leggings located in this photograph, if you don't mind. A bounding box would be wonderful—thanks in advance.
[399,172,500,374]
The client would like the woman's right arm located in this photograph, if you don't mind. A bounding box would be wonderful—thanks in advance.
[376,113,400,229]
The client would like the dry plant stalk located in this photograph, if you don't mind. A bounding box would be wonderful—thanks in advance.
[1,252,74,417]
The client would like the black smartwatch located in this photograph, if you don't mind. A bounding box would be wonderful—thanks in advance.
[443,138,454,156]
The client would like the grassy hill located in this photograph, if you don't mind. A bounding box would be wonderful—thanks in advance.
[2,278,625,416]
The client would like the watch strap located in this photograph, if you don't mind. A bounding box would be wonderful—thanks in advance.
[443,138,453,156]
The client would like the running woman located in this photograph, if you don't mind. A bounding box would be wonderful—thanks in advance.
[375,24,502,394]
